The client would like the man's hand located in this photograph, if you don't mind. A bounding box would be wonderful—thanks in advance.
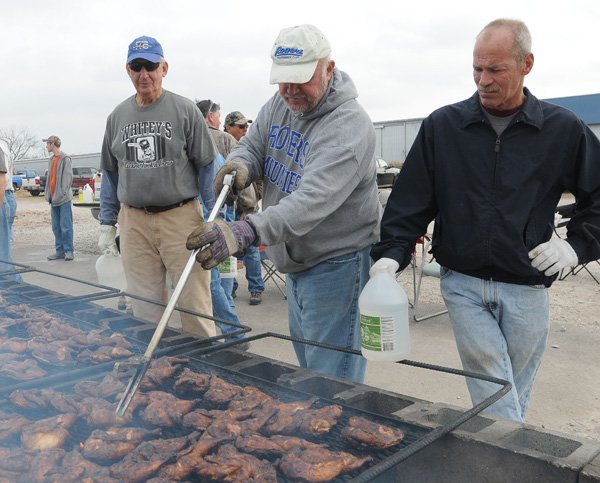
[529,239,578,276]
[186,219,256,270]
[98,225,118,256]
[370,257,400,277]
[214,161,251,204]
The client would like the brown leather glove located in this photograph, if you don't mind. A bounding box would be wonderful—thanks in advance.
[214,161,251,204]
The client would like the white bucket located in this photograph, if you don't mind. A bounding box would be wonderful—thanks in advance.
[95,252,127,290]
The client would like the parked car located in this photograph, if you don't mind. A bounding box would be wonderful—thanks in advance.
[71,166,98,195]
[375,158,400,188]
[38,166,99,196]
[15,169,43,196]
[12,173,22,190]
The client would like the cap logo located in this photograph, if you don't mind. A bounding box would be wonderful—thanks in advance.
[274,46,304,59]
[133,40,152,51]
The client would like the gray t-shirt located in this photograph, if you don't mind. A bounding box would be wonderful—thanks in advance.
[0,149,6,173]
[101,89,216,208]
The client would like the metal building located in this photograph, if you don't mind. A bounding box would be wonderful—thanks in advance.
[374,93,600,164]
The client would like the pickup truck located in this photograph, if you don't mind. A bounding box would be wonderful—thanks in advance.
[11,174,22,190]
[39,166,98,196]
[15,169,43,196]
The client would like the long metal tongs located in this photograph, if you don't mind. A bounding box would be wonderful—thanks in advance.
[115,172,236,416]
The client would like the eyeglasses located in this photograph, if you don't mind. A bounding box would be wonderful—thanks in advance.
[235,124,249,129]
[206,100,215,115]
[128,60,161,72]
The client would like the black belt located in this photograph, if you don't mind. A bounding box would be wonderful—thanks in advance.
[136,197,195,214]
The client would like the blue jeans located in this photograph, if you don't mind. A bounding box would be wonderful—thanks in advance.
[243,244,264,293]
[5,190,16,243]
[50,202,74,254]
[0,198,12,275]
[220,276,235,308]
[211,268,244,340]
[287,247,370,383]
[440,268,550,422]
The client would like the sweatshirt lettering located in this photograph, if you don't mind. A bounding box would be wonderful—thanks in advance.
[265,155,302,194]
[121,121,173,142]
[267,125,309,169]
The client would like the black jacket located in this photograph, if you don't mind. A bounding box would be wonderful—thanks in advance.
[372,88,600,287]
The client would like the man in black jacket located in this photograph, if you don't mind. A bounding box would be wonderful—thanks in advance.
[372,18,600,422]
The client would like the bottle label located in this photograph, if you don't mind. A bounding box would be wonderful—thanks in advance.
[218,256,237,278]
[360,314,396,352]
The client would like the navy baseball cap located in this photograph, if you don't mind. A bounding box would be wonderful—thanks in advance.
[127,35,164,63]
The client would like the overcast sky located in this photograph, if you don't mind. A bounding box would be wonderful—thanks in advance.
[2,0,599,155]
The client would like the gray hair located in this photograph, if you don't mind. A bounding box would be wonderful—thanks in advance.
[195,99,220,118]
[479,18,532,65]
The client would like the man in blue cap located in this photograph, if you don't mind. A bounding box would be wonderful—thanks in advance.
[98,35,219,337]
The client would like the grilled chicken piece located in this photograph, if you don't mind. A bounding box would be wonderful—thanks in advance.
[27,319,85,341]
[23,448,66,482]
[207,405,278,440]
[203,374,244,406]
[279,447,373,482]
[139,391,197,428]
[31,340,75,366]
[154,433,227,481]
[44,448,119,483]
[172,366,210,394]
[197,443,278,482]
[79,396,139,428]
[292,404,344,437]
[74,373,127,399]
[139,356,190,391]
[68,326,132,349]
[228,385,273,411]
[77,345,133,363]
[0,356,47,380]
[9,388,81,413]
[0,337,29,353]
[0,447,33,473]
[109,433,193,482]
[341,415,405,449]
[261,397,319,434]
[181,408,214,431]
[83,427,162,461]
[235,434,327,457]
[21,413,77,451]
[0,410,31,441]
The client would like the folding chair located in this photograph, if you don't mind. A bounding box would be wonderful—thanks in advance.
[410,235,448,322]
[554,204,600,284]
[259,245,287,299]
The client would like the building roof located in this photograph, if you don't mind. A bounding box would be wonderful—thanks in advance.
[543,93,600,124]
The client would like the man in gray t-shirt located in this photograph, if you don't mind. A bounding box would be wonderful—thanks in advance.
[98,35,217,338]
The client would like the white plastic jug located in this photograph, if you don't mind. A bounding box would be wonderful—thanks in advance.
[82,183,94,203]
[95,252,127,290]
[218,256,238,278]
[358,261,410,361]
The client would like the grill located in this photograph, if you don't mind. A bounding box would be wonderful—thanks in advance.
[0,267,510,482]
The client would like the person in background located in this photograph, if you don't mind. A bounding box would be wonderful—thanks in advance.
[0,147,13,276]
[4,151,17,244]
[196,99,248,345]
[371,19,600,422]
[43,135,74,261]
[223,109,265,305]
[187,24,380,383]
[98,35,217,337]
[224,111,252,142]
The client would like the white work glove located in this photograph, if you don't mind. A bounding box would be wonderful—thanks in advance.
[528,239,578,276]
[370,257,400,278]
[98,225,118,256]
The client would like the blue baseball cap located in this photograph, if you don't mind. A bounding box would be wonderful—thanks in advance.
[127,35,164,63]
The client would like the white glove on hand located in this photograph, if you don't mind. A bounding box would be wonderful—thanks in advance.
[528,239,578,276]
[369,257,400,278]
[98,225,118,256]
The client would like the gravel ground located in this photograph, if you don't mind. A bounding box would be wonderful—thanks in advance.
[11,190,600,441]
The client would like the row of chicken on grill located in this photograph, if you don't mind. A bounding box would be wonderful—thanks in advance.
[0,355,405,481]
[0,299,135,380]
